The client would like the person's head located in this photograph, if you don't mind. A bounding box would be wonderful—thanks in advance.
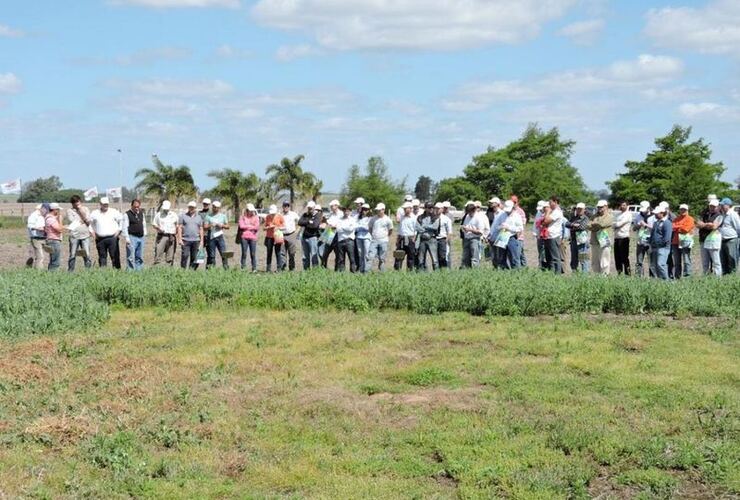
[576,202,586,216]
[329,199,340,212]
[549,196,560,210]
[596,199,608,214]
[201,198,211,211]
[488,197,501,210]
[48,202,60,215]
[402,201,413,215]
[360,203,370,216]
[268,204,277,216]
[187,200,197,213]
[341,205,352,217]
[212,200,221,213]
[720,198,733,213]
[434,202,443,215]
[35,203,43,213]
[639,200,650,214]
[679,203,689,215]
[131,199,141,212]
[245,203,256,215]
[474,200,482,211]
[306,200,316,214]
[412,199,421,211]
[100,197,110,212]
[424,201,434,214]
[707,194,717,206]
[503,200,514,214]
[619,200,628,212]
[375,202,386,216]
[709,199,719,213]
[442,201,451,213]
[654,205,666,219]
[282,201,291,213]
[510,195,519,207]
[354,197,365,209]
[536,200,546,213]
[404,194,413,203]
[160,200,171,213]
[70,194,82,209]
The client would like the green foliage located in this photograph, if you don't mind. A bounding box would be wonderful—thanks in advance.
[608,125,731,208]
[87,431,144,475]
[135,156,196,206]
[207,168,260,222]
[18,176,63,202]
[414,175,435,202]
[340,156,407,210]
[265,154,320,205]
[0,216,25,229]
[434,176,485,207]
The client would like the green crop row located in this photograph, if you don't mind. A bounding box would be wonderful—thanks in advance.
[1,269,739,337]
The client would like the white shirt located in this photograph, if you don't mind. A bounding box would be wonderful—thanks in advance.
[614,210,632,239]
[89,208,122,237]
[281,210,299,234]
[66,207,92,240]
[501,211,523,234]
[462,211,489,240]
[152,210,179,235]
[336,216,357,241]
[437,213,452,239]
[545,207,564,239]
[395,206,405,222]
[355,216,371,240]
[326,209,342,228]
[370,215,393,241]
[27,210,45,232]
[398,214,419,237]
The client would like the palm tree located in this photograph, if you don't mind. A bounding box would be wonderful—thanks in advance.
[135,156,196,206]
[265,154,309,205]
[299,172,323,202]
[207,169,260,222]
[255,178,278,209]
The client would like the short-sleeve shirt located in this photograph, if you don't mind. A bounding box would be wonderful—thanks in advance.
[179,212,203,242]
[206,212,228,238]
[370,215,393,241]
[546,208,564,239]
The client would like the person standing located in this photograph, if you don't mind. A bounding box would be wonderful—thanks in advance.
[368,203,393,272]
[335,205,358,272]
[441,201,454,267]
[436,202,451,269]
[321,200,342,269]
[395,201,419,271]
[697,196,722,275]
[649,204,672,280]
[89,197,122,269]
[613,201,632,275]
[460,201,489,268]
[199,198,212,268]
[416,202,440,271]
[588,200,614,276]
[671,204,695,279]
[298,201,322,270]
[66,195,92,271]
[355,203,372,273]
[177,201,204,269]
[486,199,506,268]
[238,204,260,272]
[152,200,178,266]
[264,204,284,272]
[44,203,63,271]
[533,201,548,270]
[541,196,564,273]
[122,199,147,271]
[498,200,524,269]
[280,201,300,271]
[565,203,590,273]
[205,201,229,269]
[510,195,528,267]
[396,194,414,222]
[26,204,47,269]
[718,198,739,275]
[632,201,652,277]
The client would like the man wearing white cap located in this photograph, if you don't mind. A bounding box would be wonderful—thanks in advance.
[177,201,204,269]
[26,203,47,269]
[416,202,441,271]
[152,200,178,266]
[297,201,322,269]
[485,197,500,226]
[368,203,393,271]
[486,199,506,268]
[541,196,565,273]
[497,200,524,268]
[565,202,590,273]
[280,201,300,271]
[649,204,672,280]
[460,200,489,268]
[44,203,63,270]
[396,194,413,222]
[394,201,420,270]
[204,200,229,269]
[533,200,548,270]
[435,202,452,269]
[632,201,652,277]
[89,197,123,269]
[697,197,722,275]
[588,200,614,276]
[352,197,365,218]
[320,199,341,269]
[613,201,633,275]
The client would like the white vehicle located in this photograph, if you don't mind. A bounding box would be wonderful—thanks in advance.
[447,205,465,222]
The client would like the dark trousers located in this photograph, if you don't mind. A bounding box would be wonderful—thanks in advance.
[203,232,213,268]
[569,237,580,271]
[180,240,200,269]
[416,237,438,270]
[321,235,339,270]
[436,238,448,268]
[207,235,228,269]
[265,237,284,271]
[544,237,562,273]
[720,238,738,275]
[95,235,121,269]
[394,236,416,271]
[537,238,547,270]
[614,237,631,275]
[336,238,357,272]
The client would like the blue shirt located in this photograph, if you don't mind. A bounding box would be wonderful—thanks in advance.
[650,217,672,248]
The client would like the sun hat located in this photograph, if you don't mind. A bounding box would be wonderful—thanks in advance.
[679,203,689,210]
[375,203,386,210]
[100,197,110,205]
[160,200,170,210]
[212,201,222,208]
[246,203,256,211]
[354,197,365,204]
[503,200,514,213]
[187,201,197,208]
[306,201,316,209]
[202,198,211,205]
[596,200,608,208]
[576,202,586,209]
[268,204,277,215]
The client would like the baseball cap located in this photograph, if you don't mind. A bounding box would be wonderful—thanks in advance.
[424,201,434,208]
[283,201,291,207]
[375,203,385,210]
[653,205,666,214]
[707,194,718,202]
[49,203,60,210]
[434,202,443,209]
[489,197,501,204]
[465,200,474,207]
[442,201,451,208]
[268,204,277,215]
[720,197,733,206]
[536,200,546,209]
[404,194,413,202]
[596,200,608,208]
[329,199,339,206]
[362,203,370,209]
[314,204,322,211]
[212,201,222,208]
[202,198,211,205]
[402,201,413,209]
[161,200,170,210]
[354,197,365,204]
[35,204,42,210]
[576,202,586,209]
[503,200,514,213]
[659,201,669,209]
[709,199,719,207]
[679,203,689,210]
[474,200,482,208]
[100,197,110,205]
[187,201,197,208]
[306,201,316,209]
[639,200,650,210]
[246,203,256,211]
[412,199,420,206]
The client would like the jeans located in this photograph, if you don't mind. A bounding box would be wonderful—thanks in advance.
[126,235,145,271]
[519,239,527,267]
[416,237,439,271]
[505,237,522,269]
[635,245,650,277]
[356,238,371,273]
[265,237,283,271]
[544,237,562,273]
[671,245,692,279]
[301,235,320,270]
[701,247,722,276]
[95,235,121,269]
[240,238,257,271]
[394,236,417,271]
[614,237,631,275]
[336,238,357,272]
[720,238,738,275]
[46,239,61,271]
[461,237,480,268]
[68,237,92,271]
[368,240,389,271]
[651,246,670,280]
[281,231,298,271]
[154,233,176,266]
[181,240,200,269]
[207,235,229,269]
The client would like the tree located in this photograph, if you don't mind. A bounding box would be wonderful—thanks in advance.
[340,156,406,210]
[434,177,484,208]
[607,125,731,209]
[255,178,278,209]
[266,154,317,205]
[300,173,323,202]
[134,156,196,206]
[18,176,64,202]
[207,169,260,222]
[414,175,435,202]
[460,124,589,213]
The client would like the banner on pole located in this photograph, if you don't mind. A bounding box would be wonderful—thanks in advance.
[106,186,122,200]
[0,178,21,195]
[83,186,99,201]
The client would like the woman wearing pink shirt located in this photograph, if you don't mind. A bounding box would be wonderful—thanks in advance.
[44,203,63,271]
[238,204,260,272]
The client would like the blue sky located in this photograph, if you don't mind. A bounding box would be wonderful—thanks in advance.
[1,0,739,194]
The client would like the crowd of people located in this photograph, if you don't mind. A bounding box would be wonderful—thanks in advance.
[24,193,740,278]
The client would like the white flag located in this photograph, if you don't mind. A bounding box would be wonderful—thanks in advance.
[0,178,21,195]
[83,186,99,201]
[106,186,122,200]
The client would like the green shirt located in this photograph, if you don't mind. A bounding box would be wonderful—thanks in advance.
[206,213,228,238]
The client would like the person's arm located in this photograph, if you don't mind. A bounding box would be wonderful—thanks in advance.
[221,215,230,231]
[122,212,130,243]
[143,213,148,237]
[199,224,204,246]
[114,211,122,237]
[89,213,96,240]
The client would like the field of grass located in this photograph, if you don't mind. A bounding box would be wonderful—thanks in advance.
[0,307,737,498]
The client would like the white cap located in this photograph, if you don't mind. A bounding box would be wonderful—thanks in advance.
[268,204,277,214]
[412,199,420,206]
[596,199,608,208]
[659,201,669,209]
[35,204,42,210]
[474,200,482,208]
[653,205,666,214]
[329,199,339,207]
[212,201,222,208]
[465,200,474,207]
[49,202,60,210]
[202,198,211,205]
[489,197,501,205]
[442,201,451,208]
[536,200,547,209]
[640,200,650,210]
[375,203,385,210]
[503,200,514,213]
[100,197,110,205]
[434,202,443,209]
[362,203,370,209]
[402,201,413,209]
[187,201,197,208]
[707,194,718,202]
[404,194,413,201]
[679,203,689,210]
[354,197,365,204]
[246,203,256,211]
[306,201,316,209]
[576,202,586,209]
[709,199,719,207]
[314,204,322,211]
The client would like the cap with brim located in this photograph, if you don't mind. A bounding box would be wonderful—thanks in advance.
[412,199,420,206]
[315,205,322,211]
[35,204,42,210]
[187,201,197,208]
[596,200,608,207]
[576,202,586,209]
[465,200,474,207]
[720,198,733,206]
[329,199,339,206]
[654,205,666,213]
[442,201,451,208]
[160,200,170,210]
[424,201,434,208]
[434,202,443,209]
[375,203,385,210]
[246,203,256,211]
[49,203,60,210]
[707,194,718,202]
[268,204,277,214]
[402,202,413,209]
[679,203,689,210]
[202,198,211,205]
[362,203,370,209]
[474,201,482,208]
[306,201,316,209]
[212,201,221,208]
[354,197,365,204]
[404,195,413,201]
[100,197,110,205]
[709,199,719,207]
[537,200,547,209]
[503,201,514,212]
[489,197,500,204]
[640,201,650,209]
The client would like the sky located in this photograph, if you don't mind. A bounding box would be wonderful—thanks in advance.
[1,0,739,194]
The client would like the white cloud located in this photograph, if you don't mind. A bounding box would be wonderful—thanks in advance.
[275,44,323,61]
[0,73,22,94]
[71,47,191,66]
[252,0,578,51]
[557,19,605,45]
[0,24,25,38]
[645,0,740,56]
[212,44,253,60]
[111,0,239,7]
[679,102,740,121]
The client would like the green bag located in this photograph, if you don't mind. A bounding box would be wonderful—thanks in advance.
[597,229,611,249]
